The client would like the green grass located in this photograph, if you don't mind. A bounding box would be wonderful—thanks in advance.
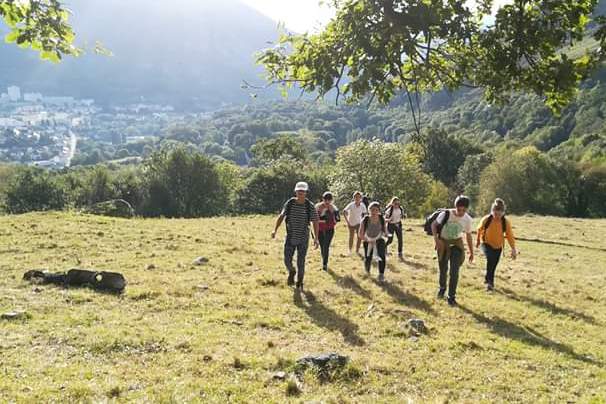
[1,212,605,402]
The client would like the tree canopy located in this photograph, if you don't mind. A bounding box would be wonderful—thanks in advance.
[259,0,606,122]
[1,0,79,61]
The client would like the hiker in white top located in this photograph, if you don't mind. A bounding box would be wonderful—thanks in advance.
[431,195,474,306]
[385,196,406,261]
[343,191,368,256]
[359,201,388,282]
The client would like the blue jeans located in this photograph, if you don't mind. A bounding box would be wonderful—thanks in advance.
[284,239,309,283]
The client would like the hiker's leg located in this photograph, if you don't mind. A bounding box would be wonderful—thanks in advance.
[377,238,386,274]
[363,241,371,272]
[386,223,395,248]
[395,223,403,255]
[324,229,334,266]
[296,241,309,284]
[448,247,463,299]
[318,231,328,265]
[438,248,448,292]
[284,242,295,273]
[486,246,502,286]
[348,226,355,251]
[355,225,362,253]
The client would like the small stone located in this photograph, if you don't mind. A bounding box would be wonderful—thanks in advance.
[146,264,156,270]
[1,311,30,321]
[273,371,287,380]
[196,284,209,291]
[202,355,213,362]
[406,319,428,336]
[192,257,209,266]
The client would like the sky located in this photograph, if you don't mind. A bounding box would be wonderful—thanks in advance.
[242,0,511,33]
[241,0,336,33]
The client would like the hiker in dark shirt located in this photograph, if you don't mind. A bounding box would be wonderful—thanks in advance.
[271,181,319,289]
[316,191,339,271]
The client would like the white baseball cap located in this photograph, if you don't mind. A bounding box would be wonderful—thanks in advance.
[294,181,309,192]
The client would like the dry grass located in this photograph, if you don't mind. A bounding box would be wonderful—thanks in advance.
[0,212,605,402]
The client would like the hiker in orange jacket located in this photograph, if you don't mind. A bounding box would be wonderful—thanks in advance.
[476,198,518,291]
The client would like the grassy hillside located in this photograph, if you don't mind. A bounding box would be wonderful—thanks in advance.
[1,213,605,402]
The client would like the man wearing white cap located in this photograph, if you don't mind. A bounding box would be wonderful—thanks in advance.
[271,181,320,289]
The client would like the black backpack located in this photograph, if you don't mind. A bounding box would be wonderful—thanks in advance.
[385,205,404,221]
[482,214,507,241]
[424,209,450,236]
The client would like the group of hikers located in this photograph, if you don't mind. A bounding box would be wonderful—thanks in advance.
[271,182,518,306]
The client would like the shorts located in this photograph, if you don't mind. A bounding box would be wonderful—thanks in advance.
[348,224,360,231]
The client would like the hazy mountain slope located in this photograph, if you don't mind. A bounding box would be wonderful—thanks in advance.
[0,0,282,108]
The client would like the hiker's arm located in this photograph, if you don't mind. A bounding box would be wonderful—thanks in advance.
[358,221,365,241]
[506,220,517,259]
[476,219,484,248]
[312,219,320,248]
[343,208,351,226]
[431,219,441,250]
[271,214,284,239]
[466,232,474,263]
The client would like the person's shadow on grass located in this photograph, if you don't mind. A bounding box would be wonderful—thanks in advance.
[294,289,365,346]
[459,304,601,365]
[327,269,372,299]
[373,279,436,315]
[496,287,599,325]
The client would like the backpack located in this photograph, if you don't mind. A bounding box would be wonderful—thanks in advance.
[362,215,385,235]
[424,209,450,236]
[482,214,507,241]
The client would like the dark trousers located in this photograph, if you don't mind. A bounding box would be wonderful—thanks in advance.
[284,239,308,283]
[386,222,403,255]
[481,243,502,286]
[363,238,386,274]
[318,229,334,266]
[438,245,463,298]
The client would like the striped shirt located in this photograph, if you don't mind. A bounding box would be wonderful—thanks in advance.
[281,199,319,245]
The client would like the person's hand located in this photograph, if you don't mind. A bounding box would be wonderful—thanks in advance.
[313,239,319,249]
[511,248,518,260]
[271,230,276,239]
[475,242,480,249]
[434,238,443,251]
[468,252,474,264]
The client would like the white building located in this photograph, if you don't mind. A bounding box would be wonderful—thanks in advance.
[7,86,21,102]
[23,92,43,103]
[43,96,75,105]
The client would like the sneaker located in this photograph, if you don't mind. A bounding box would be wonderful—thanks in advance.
[322,265,328,272]
[295,281,304,290]
[364,265,371,275]
[398,253,404,261]
[378,273,385,282]
[437,289,446,299]
[486,283,494,292]
[287,271,295,286]
[447,297,457,306]
[347,250,352,256]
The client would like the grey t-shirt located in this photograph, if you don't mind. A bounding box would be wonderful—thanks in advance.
[365,218,383,238]
[281,199,319,245]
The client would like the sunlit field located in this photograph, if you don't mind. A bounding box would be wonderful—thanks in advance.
[1,212,605,402]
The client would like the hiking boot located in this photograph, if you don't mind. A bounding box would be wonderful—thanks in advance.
[378,273,385,283]
[398,253,404,262]
[364,264,371,275]
[447,297,458,306]
[287,270,295,286]
[437,289,446,299]
[295,281,304,290]
[322,265,328,272]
